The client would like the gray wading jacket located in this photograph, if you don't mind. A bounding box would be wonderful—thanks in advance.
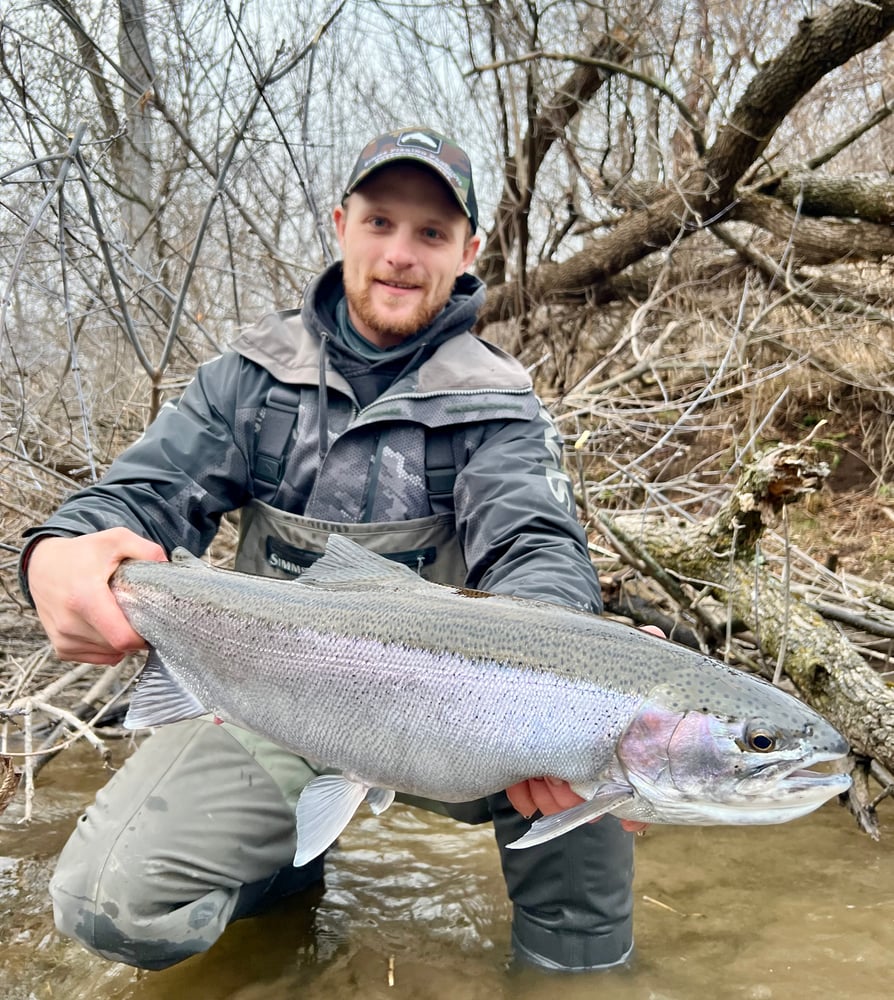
[19,267,602,613]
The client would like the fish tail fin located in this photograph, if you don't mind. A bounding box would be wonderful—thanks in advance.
[124,650,207,730]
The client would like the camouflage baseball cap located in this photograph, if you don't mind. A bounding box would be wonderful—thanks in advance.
[343,126,478,232]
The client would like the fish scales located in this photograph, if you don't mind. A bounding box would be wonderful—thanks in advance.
[114,561,644,800]
[112,534,852,854]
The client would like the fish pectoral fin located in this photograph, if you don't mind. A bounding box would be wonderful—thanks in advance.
[365,787,396,815]
[505,782,635,850]
[124,651,207,730]
[293,774,370,868]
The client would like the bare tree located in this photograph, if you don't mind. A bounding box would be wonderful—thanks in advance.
[2,0,894,814]
[474,0,894,326]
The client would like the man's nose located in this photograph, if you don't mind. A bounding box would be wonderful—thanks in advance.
[383,228,418,268]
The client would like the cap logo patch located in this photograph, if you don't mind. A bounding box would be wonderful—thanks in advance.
[397,131,442,154]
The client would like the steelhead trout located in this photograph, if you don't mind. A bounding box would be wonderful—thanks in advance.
[112,535,851,865]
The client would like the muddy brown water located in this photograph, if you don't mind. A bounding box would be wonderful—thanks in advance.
[1,742,891,1000]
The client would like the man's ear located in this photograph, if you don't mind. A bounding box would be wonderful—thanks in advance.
[333,204,347,249]
[459,232,481,274]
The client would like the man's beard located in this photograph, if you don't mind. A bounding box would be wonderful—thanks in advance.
[344,272,449,339]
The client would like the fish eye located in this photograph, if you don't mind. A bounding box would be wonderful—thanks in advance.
[746,728,777,752]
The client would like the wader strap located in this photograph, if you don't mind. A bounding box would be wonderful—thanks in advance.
[253,383,457,512]
[425,427,457,512]
[254,385,302,487]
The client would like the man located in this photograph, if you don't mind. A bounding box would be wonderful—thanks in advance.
[21,126,639,973]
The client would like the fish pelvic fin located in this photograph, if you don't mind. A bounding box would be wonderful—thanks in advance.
[506,782,635,850]
[365,787,396,815]
[293,775,396,867]
[124,650,207,729]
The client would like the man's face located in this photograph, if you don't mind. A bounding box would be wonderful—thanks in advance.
[334,163,480,348]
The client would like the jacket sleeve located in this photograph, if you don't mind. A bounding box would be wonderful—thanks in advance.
[455,403,603,614]
[18,352,257,598]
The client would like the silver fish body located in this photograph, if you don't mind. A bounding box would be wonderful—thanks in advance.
[112,535,851,862]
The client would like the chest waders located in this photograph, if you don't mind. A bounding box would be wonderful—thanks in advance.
[237,383,468,583]
[232,496,635,969]
[234,500,466,584]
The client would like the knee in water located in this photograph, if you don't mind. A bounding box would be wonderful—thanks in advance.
[50,864,226,970]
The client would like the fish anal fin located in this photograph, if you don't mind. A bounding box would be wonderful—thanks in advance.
[365,787,395,816]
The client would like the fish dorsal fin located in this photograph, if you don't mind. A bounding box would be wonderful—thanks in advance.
[505,781,635,850]
[124,650,207,729]
[298,534,425,590]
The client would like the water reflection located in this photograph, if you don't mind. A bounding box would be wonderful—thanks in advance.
[1,743,891,1000]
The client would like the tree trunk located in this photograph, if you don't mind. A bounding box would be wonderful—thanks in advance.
[477,27,636,287]
[479,0,894,324]
[769,173,894,225]
[734,193,894,264]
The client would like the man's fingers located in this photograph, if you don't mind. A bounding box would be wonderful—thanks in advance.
[621,820,649,834]
[507,778,650,835]
[506,777,584,818]
[27,529,167,663]
[505,780,538,818]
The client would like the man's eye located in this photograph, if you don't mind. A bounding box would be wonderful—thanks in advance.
[423,228,443,240]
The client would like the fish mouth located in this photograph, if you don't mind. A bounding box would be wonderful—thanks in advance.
[736,759,852,811]
[655,764,852,825]
[776,767,852,797]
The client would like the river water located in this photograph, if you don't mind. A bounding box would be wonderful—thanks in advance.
[1,742,891,1000]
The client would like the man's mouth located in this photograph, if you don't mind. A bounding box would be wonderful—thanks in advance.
[374,277,422,293]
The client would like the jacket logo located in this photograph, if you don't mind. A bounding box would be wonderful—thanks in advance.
[539,407,574,513]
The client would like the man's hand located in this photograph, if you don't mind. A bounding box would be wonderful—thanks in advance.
[506,778,647,834]
[504,623,665,835]
[27,527,167,665]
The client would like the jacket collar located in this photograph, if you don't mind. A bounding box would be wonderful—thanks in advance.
[229,263,531,396]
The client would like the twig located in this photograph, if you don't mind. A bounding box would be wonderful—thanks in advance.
[808,603,894,640]
[469,50,706,156]
[772,505,792,687]
[162,3,348,381]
